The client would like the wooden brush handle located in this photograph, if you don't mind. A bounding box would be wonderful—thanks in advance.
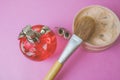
[44,61,63,80]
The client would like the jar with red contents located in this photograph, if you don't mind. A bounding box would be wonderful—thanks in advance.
[18,25,57,61]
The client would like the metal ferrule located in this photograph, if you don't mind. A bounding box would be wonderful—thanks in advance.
[58,34,83,63]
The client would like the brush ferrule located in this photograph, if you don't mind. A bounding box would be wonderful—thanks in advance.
[58,34,83,64]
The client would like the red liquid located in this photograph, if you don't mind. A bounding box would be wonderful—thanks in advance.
[19,25,57,61]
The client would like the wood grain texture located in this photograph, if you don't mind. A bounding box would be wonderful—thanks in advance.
[44,61,63,80]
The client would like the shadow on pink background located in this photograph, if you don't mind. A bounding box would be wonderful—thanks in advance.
[0,0,120,80]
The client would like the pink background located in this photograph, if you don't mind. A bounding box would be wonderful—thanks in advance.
[0,0,120,80]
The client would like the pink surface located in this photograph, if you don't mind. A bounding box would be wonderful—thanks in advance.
[0,0,120,80]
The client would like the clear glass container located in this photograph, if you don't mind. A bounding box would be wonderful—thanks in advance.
[19,25,57,61]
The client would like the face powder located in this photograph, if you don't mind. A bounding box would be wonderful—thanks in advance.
[73,5,120,51]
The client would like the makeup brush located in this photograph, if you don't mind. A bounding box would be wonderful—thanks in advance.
[44,16,95,80]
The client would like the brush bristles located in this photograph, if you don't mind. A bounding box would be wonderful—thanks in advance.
[74,16,95,41]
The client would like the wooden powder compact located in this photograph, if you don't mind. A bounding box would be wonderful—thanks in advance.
[73,5,120,51]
